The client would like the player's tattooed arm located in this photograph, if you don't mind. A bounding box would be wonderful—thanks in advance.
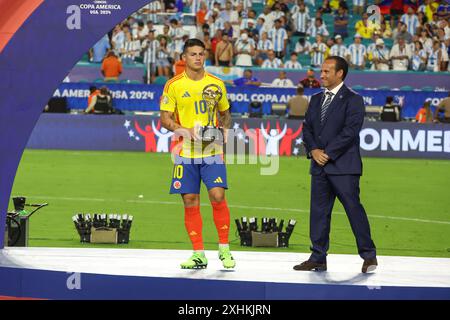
[218,109,231,129]
[160,111,182,132]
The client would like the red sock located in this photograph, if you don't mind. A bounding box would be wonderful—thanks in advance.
[211,200,230,244]
[184,206,203,250]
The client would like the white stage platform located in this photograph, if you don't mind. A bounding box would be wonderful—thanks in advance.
[1,247,449,299]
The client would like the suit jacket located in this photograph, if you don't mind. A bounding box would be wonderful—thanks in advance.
[302,84,364,176]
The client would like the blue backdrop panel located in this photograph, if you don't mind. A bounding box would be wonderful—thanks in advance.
[54,83,449,118]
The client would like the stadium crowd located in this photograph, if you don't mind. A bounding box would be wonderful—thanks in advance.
[87,0,450,83]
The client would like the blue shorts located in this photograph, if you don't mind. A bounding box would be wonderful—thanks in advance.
[170,155,228,194]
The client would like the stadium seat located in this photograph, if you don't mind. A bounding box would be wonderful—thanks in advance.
[421,86,435,91]
[378,85,391,90]
[153,76,168,85]
[120,79,141,84]
[383,38,394,48]
[399,85,414,91]
[78,79,90,83]
[81,53,90,62]
[352,85,365,91]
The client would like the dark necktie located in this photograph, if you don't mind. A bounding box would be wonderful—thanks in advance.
[320,92,334,123]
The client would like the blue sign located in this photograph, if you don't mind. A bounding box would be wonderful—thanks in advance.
[54,83,448,118]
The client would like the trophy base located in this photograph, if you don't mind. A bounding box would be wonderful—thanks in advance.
[201,126,224,143]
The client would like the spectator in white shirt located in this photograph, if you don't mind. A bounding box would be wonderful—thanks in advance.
[141,1,162,24]
[269,2,285,23]
[347,33,367,70]
[291,0,310,16]
[234,32,255,67]
[411,40,427,71]
[284,52,303,69]
[262,50,284,68]
[310,34,328,67]
[295,36,312,55]
[120,29,141,64]
[330,34,348,59]
[271,71,295,87]
[255,31,273,66]
[418,28,433,51]
[401,7,420,37]
[220,1,239,25]
[111,25,125,55]
[258,6,274,30]
[390,38,412,71]
[292,2,310,37]
[426,39,443,72]
[366,31,382,59]
[134,21,149,42]
[269,19,288,58]
[306,17,330,39]
[169,19,184,51]
[371,38,390,71]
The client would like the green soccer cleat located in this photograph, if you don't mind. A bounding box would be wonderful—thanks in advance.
[180,252,208,269]
[219,247,236,269]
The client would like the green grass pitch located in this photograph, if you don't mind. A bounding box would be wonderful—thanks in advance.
[8,149,450,258]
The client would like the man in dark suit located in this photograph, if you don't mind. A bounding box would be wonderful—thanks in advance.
[294,56,377,273]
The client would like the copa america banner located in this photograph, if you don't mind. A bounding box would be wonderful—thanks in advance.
[52,83,448,118]
[27,114,450,159]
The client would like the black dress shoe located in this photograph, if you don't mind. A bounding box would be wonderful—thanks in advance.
[362,258,378,273]
[293,260,327,271]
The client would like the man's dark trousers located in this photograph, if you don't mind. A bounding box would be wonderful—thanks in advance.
[309,171,376,263]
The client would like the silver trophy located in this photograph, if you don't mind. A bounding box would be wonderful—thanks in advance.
[201,84,223,143]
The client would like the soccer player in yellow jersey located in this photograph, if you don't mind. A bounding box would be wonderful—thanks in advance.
[160,39,235,269]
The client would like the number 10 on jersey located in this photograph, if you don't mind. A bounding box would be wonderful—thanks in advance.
[194,100,208,114]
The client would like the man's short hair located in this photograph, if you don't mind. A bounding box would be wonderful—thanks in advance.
[182,38,206,54]
[325,55,348,80]
[386,96,394,104]
[100,86,109,95]
[89,86,97,93]
[297,85,304,95]
[244,69,252,74]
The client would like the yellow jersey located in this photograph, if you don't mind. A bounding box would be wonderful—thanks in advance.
[355,20,375,39]
[160,71,230,158]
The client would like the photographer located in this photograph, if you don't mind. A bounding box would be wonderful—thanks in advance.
[85,86,112,114]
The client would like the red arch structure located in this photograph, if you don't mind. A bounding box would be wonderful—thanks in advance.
[0,0,151,248]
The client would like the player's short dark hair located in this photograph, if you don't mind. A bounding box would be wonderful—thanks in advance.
[325,55,348,80]
[89,86,97,93]
[183,38,206,54]
[297,85,304,94]
[386,96,394,104]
